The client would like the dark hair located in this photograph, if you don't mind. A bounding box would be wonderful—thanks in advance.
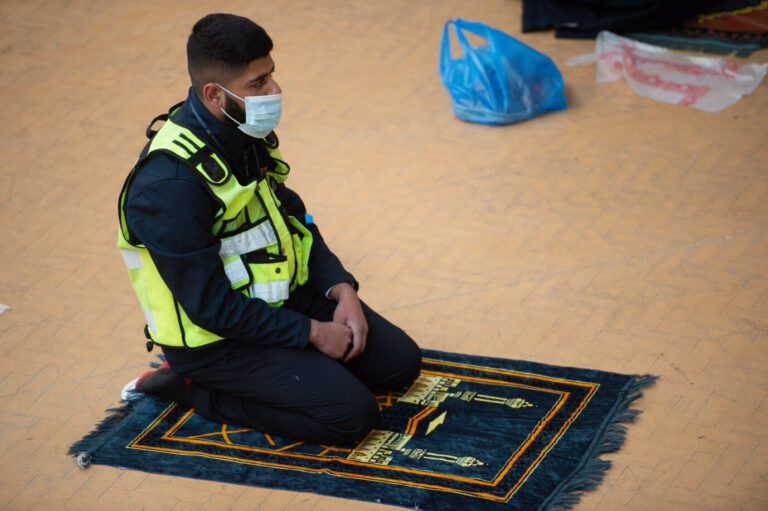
[187,13,273,97]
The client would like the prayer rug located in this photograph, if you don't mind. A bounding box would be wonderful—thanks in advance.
[69,350,655,510]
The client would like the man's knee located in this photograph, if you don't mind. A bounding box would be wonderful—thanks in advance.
[402,337,422,384]
[325,391,380,444]
[387,332,422,387]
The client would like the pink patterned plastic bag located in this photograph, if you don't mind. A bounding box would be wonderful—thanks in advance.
[567,31,767,112]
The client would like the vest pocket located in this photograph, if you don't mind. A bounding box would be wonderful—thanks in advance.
[245,255,290,304]
[221,251,290,301]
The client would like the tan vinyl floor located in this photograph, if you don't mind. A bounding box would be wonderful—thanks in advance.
[1,1,767,510]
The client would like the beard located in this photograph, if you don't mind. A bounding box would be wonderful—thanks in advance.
[223,94,246,126]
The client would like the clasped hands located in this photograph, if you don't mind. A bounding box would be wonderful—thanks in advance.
[308,282,368,362]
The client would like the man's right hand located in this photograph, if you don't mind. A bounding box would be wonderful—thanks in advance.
[308,319,353,360]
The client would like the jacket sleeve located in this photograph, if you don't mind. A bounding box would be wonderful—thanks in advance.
[275,183,358,296]
[125,155,311,348]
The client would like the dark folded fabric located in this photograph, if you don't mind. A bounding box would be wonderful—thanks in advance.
[522,0,710,38]
[628,0,768,57]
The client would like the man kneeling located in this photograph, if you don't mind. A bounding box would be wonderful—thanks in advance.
[118,13,421,444]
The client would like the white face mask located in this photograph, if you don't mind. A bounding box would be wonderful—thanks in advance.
[217,83,282,138]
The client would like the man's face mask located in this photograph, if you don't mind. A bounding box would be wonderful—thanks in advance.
[217,83,282,139]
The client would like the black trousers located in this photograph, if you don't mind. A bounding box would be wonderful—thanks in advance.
[164,285,421,445]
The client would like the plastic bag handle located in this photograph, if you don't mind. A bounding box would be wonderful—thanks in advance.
[456,19,512,110]
[440,19,500,110]
[439,22,454,79]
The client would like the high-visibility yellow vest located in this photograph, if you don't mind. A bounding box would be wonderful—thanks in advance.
[117,111,312,348]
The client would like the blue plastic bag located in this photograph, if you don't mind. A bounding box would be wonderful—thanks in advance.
[439,19,567,125]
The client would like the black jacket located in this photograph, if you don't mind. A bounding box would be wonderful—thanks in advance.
[123,88,356,367]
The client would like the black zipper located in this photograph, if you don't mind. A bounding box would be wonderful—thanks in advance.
[173,300,188,348]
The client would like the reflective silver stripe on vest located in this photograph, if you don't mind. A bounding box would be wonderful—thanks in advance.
[223,258,249,284]
[219,222,276,259]
[249,280,289,303]
[121,248,143,270]
[142,306,157,333]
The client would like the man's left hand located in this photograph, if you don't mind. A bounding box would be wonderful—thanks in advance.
[329,282,368,362]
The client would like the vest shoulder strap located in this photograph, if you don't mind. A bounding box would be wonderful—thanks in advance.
[144,117,231,186]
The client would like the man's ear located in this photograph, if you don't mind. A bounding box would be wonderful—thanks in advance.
[202,83,224,109]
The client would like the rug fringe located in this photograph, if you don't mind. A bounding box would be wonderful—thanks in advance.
[68,356,165,468]
[67,399,138,469]
[543,373,658,511]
